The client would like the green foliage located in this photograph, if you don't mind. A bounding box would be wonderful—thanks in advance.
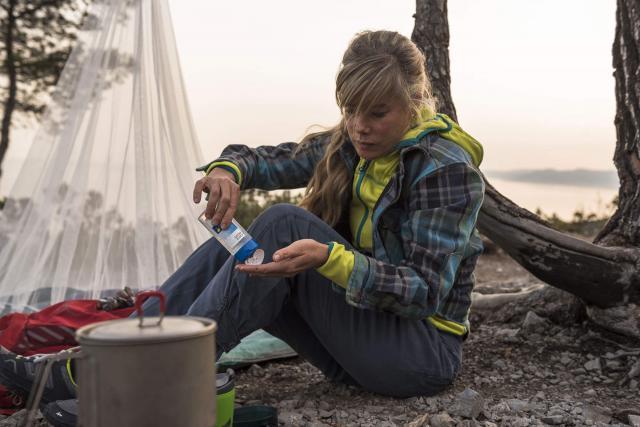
[0,196,4,210]
[0,0,88,122]
[235,189,303,228]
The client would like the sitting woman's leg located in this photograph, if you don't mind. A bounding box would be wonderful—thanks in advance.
[185,203,351,354]
[184,203,461,397]
[288,274,463,397]
[141,233,232,316]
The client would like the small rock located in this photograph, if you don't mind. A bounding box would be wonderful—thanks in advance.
[408,414,430,427]
[541,415,565,425]
[429,412,456,427]
[489,400,510,415]
[533,391,546,401]
[482,422,498,427]
[630,379,638,389]
[303,400,317,409]
[606,359,622,370]
[278,411,304,425]
[279,399,298,410]
[318,401,332,411]
[582,404,612,424]
[504,416,531,427]
[629,359,640,378]
[247,363,265,377]
[301,408,318,419]
[493,359,507,370]
[495,328,520,343]
[584,389,597,397]
[521,310,548,332]
[584,358,602,372]
[629,414,640,427]
[506,399,531,413]
[318,410,334,419]
[449,388,484,419]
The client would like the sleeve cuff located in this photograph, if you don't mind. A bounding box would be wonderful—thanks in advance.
[196,161,243,185]
[316,242,355,288]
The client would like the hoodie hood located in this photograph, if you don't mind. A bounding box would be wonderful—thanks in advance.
[398,110,483,167]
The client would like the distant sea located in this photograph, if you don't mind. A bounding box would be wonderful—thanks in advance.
[484,169,619,221]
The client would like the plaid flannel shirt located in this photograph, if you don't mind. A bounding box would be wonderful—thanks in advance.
[198,129,484,327]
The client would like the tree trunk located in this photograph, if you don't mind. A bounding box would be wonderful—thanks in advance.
[411,0,457,120]
[0,0,17,184]
[595,0,640,247]
[479,179,640,307]
[412,0,640,313]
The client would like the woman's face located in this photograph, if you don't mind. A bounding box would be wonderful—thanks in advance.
[345,97,412,160]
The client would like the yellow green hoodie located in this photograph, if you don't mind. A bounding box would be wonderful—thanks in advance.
[316,111,483,335]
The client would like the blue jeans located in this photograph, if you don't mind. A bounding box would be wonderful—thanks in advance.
[143,204,462,397]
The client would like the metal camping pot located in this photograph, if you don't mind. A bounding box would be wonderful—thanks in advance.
[75,291,217,427]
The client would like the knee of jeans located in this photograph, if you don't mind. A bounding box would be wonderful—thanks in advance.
[249,203,307,230]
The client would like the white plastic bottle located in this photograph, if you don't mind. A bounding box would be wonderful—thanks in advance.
[198,212,264,264]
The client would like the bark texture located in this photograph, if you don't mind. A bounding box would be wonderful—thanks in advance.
[411,0,457,120]
[595,0,640,247]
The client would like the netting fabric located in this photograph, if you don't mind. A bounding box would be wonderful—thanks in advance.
[0,0,209,311]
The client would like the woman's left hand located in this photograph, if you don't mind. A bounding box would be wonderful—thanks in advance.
[235,239,329,277]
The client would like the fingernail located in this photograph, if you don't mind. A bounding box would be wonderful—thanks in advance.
[273,255,280,261]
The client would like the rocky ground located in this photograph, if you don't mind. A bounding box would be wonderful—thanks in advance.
[1,244,639,426]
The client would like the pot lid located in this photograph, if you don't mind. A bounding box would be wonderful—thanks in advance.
[76,316,216,345]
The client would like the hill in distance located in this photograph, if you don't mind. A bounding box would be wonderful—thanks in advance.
[484,169,619,189]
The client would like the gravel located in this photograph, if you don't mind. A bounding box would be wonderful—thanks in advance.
[2,249,639,426]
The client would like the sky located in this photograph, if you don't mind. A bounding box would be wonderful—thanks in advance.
[166,0,617,171]
[1,0,617,202]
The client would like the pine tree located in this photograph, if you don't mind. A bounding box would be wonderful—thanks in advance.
[0,0,88,182]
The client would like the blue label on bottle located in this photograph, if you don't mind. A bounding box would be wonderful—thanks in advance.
[213,223,236,234]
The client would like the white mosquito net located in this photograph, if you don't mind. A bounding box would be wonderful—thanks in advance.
[0,0,209,312]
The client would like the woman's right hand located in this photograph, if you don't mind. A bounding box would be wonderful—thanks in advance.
[193,168,240,229]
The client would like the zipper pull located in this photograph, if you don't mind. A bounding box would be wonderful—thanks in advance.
[359,160,370,173]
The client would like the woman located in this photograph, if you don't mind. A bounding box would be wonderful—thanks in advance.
[153,29,485,397]
[0,30,484,401]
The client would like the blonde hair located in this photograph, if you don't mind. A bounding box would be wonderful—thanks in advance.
[299,30,437,226]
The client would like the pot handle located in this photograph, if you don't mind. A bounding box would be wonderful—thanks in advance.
[135,290,166,327]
